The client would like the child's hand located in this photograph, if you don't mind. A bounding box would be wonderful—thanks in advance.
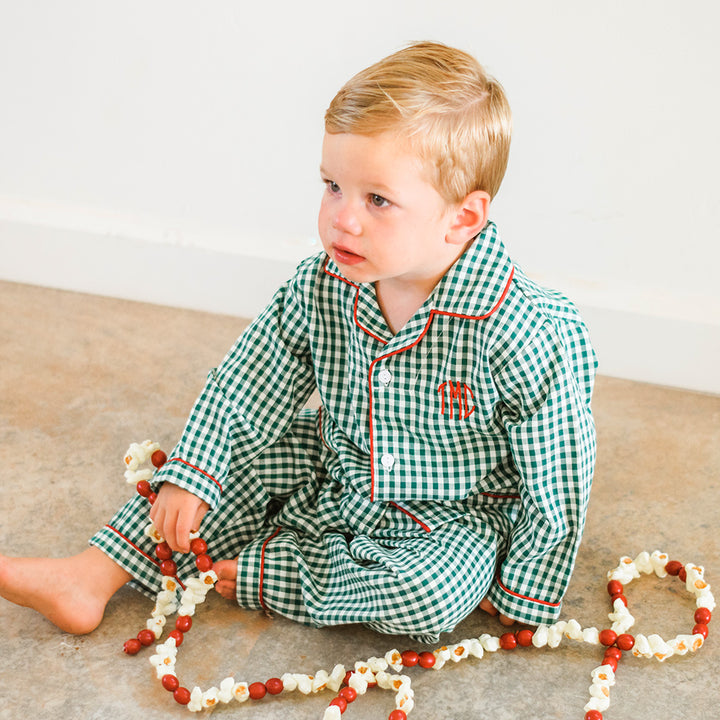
[479,597,516,626]
[149,483,209,553]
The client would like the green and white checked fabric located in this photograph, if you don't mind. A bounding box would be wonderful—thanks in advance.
[92,411,499,643]
[91,221,597,635]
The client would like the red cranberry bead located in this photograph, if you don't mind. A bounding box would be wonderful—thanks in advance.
[611,593,628,607]
[343,671,353,686]
[499,632,517,649]
[123,638,142,655]
[418,651,436,669]
[516,629,534,647]
[173,687,192,705]
[147,492,158,505]
[693,623,709,639]
[265,677,284,695]
[585,711,603,720]
[599,629,617,646]
[248,682,267,699]
[137,629,155,646]
[330,697,348,713]
[155,542,173,561]
[175,615,192,632]
[162,674,180,692]
[196,554,214,572]
[401,650,419,667]
[388,711,407,720]
[169,629,184,646]
[616,634,635,651]
[678,567,687,583]
[695,607,712,625]
[604,646,622,661]
[190,538,208,555]
[606,580,623,596]
[151,449,168,468]
[602,656,618,672]
[665,560,684,576]
[339,687,358,703]
[136,480,152,498]
[160,559,178,577]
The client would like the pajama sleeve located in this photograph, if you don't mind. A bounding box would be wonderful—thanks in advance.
[485,318,597,625]
[151,259,318,509]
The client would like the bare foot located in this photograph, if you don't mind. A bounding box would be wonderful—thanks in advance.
[0,547,131,634]
[479,597,516,626]
[213,558,238,601]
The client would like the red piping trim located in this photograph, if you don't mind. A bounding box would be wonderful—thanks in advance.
[389,502,432,533]
[104,524,186,590]
[431,265,515,324]
[166,457,223,492]
[495,573,560,607]
[323,256,388,345]
[323,255,356,287]
[258,526,282,611]
[368,267,515,501]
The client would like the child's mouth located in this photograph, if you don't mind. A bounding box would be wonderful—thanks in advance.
[333,245,365,266]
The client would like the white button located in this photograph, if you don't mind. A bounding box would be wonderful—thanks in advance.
[378,368,392,386]
[381,453,395,471]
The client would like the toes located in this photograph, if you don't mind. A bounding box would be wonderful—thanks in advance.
[212,559,237,581]
[214,580,235,600]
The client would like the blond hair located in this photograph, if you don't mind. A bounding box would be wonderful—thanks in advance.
[325,41,512,202]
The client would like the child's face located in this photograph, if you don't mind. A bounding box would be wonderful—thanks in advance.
[318,132,464,290]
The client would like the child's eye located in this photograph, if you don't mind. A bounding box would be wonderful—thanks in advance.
[369,194,389,208]
[324,179,341,194]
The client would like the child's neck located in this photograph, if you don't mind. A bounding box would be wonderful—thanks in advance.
[374,240,472,334]
[374,278,435,335]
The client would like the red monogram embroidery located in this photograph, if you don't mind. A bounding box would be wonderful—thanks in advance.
[437,381,476,420]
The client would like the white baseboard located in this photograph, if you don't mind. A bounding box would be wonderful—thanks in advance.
[577,305,719,396]
[0,218,298,319]
[2,219,718,396]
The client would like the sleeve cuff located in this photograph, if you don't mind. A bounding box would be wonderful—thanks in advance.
[152,457,223,510]
[485,573,563,626]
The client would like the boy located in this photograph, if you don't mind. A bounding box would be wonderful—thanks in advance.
[0,41,596,643]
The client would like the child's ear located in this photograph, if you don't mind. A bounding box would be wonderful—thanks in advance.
[445,190,490,245]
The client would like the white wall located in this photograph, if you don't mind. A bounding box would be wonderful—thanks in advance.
[1,1,718,393]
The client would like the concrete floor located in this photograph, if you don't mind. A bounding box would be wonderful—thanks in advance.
[1,279,718,720]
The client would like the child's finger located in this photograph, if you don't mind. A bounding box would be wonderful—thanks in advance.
[191,502,209,536]
[150,503,164,537]
[162,506,181,552]
[174,508,194,553]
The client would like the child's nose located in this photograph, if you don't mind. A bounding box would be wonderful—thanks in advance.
[332,202,362,235]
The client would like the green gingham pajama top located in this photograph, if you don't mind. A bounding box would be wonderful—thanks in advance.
[91,221,597,643]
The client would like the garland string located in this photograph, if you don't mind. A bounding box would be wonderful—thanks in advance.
[121,441,714,720]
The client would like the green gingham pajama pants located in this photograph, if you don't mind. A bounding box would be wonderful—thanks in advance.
[90,411,503,644]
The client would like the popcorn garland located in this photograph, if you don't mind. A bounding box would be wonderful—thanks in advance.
[121,443,714,720]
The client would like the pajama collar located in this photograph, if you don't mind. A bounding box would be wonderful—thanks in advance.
[323,221,515,345]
